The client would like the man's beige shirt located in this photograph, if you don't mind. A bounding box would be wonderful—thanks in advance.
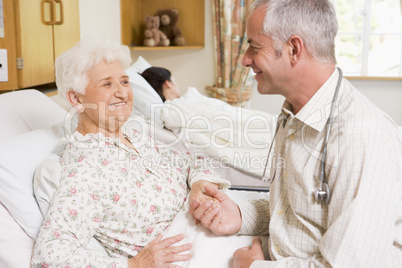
[239,69,402,267]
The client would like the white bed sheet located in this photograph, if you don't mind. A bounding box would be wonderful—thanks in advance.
[161,87,277,178]
[148,120,271,190]
[164,190,269,268]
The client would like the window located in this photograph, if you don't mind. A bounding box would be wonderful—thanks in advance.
[332,0,402,78]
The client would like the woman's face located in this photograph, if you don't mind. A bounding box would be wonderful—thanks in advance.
[77,60,133,131]
[163,76,180,100]
[169,76,180,97]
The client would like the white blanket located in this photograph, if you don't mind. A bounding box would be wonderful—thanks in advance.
[161,88,277,177]
[164,190,269,268]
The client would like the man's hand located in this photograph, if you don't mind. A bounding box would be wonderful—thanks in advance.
[189,184,242,235]
[233,237,265,268]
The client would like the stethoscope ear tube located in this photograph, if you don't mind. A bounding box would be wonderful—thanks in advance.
[261,113,286,183]
[314,67,343,204]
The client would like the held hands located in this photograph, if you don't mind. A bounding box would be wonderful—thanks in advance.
[189,184,242,235]
[188,180,219,225]
[188,180,219,209]
[128,234,191,268]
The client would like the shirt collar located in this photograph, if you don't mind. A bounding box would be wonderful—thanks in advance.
[280,68,342,132]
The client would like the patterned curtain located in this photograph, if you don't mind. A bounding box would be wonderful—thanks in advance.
[206,0,254,107]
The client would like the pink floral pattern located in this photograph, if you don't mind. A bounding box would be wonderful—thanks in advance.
[32,130,229,267]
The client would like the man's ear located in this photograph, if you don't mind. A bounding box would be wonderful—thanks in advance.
[66,90,84,113]
[287,35,303,65]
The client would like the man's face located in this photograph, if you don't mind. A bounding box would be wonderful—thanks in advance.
[242,6,290,95]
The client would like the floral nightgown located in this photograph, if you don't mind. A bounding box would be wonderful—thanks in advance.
[32,127,229,268]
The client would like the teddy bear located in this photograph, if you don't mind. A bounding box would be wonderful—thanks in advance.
[143,16,170,47]
[154,9,186,46]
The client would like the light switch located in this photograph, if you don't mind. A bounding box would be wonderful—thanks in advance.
[0,49,8,82]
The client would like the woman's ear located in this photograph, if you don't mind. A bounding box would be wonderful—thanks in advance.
[162,80,180,101]
[164,80,173,89]
[66,90,84,113]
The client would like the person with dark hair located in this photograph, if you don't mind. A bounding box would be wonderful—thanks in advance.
[140,67,180,102]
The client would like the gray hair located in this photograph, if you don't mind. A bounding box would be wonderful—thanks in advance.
[250,0,338,64]
[55,37,132,101]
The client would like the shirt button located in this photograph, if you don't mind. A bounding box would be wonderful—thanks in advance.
[278,209,283,215]
[288,134,295,140]
[275,245,281,252]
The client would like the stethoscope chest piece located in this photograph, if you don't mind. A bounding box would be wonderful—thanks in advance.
[314,182,331,204]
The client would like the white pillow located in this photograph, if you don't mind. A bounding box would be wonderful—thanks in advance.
[0,203,34,267]
[129,56,152,73]
[0,123,65,239]
[34,153,62,218]
[0,89,67,139]
[125,57,164,128]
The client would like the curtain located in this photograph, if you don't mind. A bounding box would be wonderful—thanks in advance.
[206,0,254,107]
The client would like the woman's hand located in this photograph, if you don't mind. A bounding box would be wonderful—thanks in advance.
[188,180,220,224]
[190,184,242,235]
[128,234,191,268]
[189,180,219,204]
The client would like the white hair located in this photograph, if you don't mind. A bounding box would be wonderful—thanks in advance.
[250,0,338,64]
[55,37,132,101]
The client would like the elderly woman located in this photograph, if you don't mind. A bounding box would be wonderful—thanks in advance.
[31,38,229,268]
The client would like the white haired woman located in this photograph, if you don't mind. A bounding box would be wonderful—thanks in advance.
[31,38,229,268]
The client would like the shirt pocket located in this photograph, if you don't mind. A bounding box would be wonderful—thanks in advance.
[287,186,328,231]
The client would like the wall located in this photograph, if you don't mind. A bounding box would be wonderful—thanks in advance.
[78,0,121,43]
[79,0,216,96]
[79,0,402,125]
[249,79,402,125]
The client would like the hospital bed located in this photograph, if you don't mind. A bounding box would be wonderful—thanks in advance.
[0,57,272,267]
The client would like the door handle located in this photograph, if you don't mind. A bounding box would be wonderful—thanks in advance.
[54,0,64,25]
[42,0,57,25]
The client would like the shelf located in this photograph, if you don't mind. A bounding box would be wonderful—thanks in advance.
[120,0,205,49]
[129,45,204,51]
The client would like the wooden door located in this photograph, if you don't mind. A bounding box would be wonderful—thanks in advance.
[52,0,80,59]
[16,0,55,88]
[0,0,19,91]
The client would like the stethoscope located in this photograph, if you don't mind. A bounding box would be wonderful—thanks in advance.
[262,67,343,204]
